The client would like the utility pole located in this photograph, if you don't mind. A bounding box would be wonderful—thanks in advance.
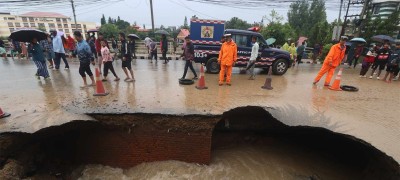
[150,0,155,33]
[341,0,351,36]
[336,0,344,40]
[357,0,370,36]
[70,0,78,32]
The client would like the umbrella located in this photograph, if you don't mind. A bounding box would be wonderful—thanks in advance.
[155,29,169,35]
[128,34,140,40]
[87,29,99,33]
[350,37,366,43]
[9,29,47,42]
[372,35,394,43]
[297,36,308,46]
[266,38,276,45]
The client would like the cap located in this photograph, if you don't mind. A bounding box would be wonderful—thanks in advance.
[224,34,232,37]
[340,36,348,40]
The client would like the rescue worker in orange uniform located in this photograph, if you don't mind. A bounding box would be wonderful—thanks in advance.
[313,36,348,86]
[218,34,237,86]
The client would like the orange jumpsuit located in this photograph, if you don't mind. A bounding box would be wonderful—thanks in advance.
[218,41,237,84]
[314,43,346,85]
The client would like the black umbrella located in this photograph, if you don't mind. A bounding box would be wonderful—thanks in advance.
[128,34,140,40]
[155,29,169,35]
[9,29,47,42]
[371,35,395,43]
[87,29,99,33]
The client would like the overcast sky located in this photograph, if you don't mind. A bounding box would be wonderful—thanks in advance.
[2,0,363,28]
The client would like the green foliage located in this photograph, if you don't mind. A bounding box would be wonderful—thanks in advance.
[101,14,106,25]
[261,10,296,46]
[361,10,400,42]
[320,43,333,62]
[225,17,252,30]
[99,24,119,39]
[108,17,113,24]
[288,0,330,46]
[264,9,283,24]
[182,16,189,29]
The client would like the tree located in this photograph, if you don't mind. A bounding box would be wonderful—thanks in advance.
[182,16,189,29]
[225,17,252,30]
[115,19,130,31]
[361,10,400,42]
[117,16,121,22]
[108,17,113,24]
[264,9,283,24]
[99,24,119,39]
[101,14,106,25]
[287,0,309,35]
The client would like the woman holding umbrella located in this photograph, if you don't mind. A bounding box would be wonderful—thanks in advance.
[29,37,50,80]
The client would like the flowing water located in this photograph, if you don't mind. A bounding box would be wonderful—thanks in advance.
[77,144,358,180]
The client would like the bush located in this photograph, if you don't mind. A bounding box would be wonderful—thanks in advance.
[320,43,333,62]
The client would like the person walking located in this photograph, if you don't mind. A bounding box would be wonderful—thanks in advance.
[370,42,391,79]
[95,33,107,72]
[296,42,305,66]
[40,34,55,69]
[51,30,70,70]
[11,39,22,59]
[111,36,118,59]
[313,36,347,86]
[288,43,297,66]
[88,36,98,61]
[218,34,237,86]
[144,36,152,54]
[312,43,322,64]
[246,36,259,80]
[101,40,120,82]
[359,47,376,78]
[21,42,28,59]
[180,36,198,80]
[382,42,400,83]
[73,31,95,88]
[0,39,6,60]
[128,37,137,59]
[149,40,157,63]
[161,34,169,64]
[119,32,135,82]
[29,38,50,80]
[348,43,364,68]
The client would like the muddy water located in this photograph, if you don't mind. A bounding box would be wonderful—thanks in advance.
[77,145,355,180]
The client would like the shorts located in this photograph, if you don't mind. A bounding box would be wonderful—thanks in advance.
[47,51,55,60]
[372,61,387,70]
[122,57,132,70]
[386,64,399,73]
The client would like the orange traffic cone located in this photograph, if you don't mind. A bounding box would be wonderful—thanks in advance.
[329,68,343,91]
[0,107,11,119]
[93,67,109,96]
[261,66,273,90]
[196,65,208,90]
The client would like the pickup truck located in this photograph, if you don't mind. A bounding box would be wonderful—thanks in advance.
[190,19,291,75]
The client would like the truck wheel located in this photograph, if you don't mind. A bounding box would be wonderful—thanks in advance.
[206,57,220,74]
[272,59,288,75]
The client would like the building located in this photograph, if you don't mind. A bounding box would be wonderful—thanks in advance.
[0,11,96,38]
[371,0,400,20]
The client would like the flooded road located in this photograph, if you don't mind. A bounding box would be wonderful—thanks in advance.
[0,58,399,179]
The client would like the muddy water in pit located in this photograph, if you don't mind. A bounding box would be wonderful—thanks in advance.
[78,145,354,180]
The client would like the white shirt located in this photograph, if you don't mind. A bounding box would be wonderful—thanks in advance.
[250,42,259,61]
[144,37,152,47]
[52,35,65,53]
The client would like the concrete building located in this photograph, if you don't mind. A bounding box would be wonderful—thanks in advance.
[371,0,400,20]
[0,12,96,38]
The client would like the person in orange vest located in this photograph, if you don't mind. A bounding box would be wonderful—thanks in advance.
[218,34,237,86]
[313,36,348,86]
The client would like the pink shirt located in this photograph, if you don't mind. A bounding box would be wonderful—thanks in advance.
[101,46,112,62]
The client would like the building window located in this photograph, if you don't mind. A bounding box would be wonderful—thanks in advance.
[56,18,61,22]
[3,17,6,20]
[49,23,55,28]
[29,17,34,22]
[22,17,27,22]
[57,24,62,28]
[71,24,76,28]
[38,23,45,28]
[8,17,15,20]
[23,23,29,27]
[76,24,82,28]
[65,29,70,33]
[30,23,36,27]
[62,18,67,22]
[15,22,21,27]
[7,22,14,27]
[9,28,15,33]
[64,24,68,28]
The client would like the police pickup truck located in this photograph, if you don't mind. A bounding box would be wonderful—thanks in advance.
[190,18,291,75]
